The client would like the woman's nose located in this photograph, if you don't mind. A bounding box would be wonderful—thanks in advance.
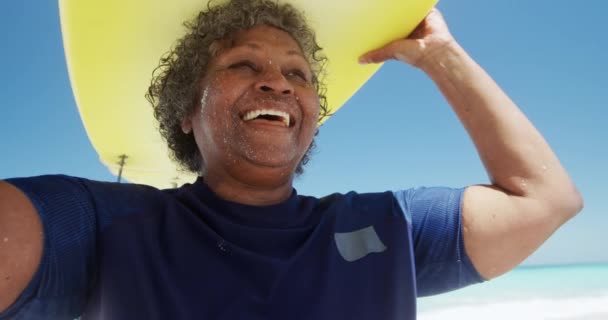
[255,69,293,95]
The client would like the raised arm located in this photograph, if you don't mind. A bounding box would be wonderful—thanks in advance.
[0,181,43,312]
[360,9,583,279]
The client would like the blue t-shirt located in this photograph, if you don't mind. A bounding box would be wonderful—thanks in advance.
[1,175,483,319]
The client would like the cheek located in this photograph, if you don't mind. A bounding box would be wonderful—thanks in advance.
[298,91,321,123]
[193,89,225,146]
[198,85,230,125]
[199,87,211,113]
[296,95,321,150]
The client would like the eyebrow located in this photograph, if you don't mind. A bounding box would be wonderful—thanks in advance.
[240,42,305,58]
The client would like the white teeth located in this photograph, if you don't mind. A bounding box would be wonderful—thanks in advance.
[242,109,290,127]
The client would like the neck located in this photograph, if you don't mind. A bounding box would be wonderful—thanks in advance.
[203,167,295,206]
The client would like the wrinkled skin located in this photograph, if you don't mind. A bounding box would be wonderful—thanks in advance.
[182,25,320,205]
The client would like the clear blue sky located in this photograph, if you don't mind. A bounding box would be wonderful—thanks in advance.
[1,1,606,266]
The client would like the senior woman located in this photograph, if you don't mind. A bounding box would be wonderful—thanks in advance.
[0,0,582,319]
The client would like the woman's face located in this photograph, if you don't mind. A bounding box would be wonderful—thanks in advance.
[184,25,320,181]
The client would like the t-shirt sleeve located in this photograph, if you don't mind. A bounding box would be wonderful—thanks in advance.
[1,175,98,320]
[393,187,485,297]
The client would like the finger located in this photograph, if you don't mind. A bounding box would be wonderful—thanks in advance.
[359,39,417,64]
[408,9,437,39]
[408,20,428,40]
[424,8,450,32]
[408,8,445,40]
[428,7,444,21]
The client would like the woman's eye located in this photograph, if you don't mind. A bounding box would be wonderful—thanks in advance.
[287,69,309,82]
[229,61,258,71]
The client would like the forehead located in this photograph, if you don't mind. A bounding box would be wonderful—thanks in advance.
[212,25,304,57]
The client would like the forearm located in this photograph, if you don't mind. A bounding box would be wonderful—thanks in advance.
[421,43,581,212]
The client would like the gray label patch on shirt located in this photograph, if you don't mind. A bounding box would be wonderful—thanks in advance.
[334,226,387,262]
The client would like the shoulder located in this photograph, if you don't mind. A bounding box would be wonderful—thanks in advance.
[6,174,186,229]
[392,186,464,224]
[6,174,160,195]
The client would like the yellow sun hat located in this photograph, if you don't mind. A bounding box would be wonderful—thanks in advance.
[59,0,437,188]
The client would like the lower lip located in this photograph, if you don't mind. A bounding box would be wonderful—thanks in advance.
[242,118,291,130]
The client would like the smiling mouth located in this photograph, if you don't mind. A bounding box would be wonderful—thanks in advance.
[242,109,291,127]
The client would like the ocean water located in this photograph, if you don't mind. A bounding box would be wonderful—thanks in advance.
[417,263,608,320]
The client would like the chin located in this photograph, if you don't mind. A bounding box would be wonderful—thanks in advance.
[248,156,297,171]
[242,151,301,172]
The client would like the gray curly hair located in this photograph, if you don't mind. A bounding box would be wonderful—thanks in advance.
[146,0,329,175]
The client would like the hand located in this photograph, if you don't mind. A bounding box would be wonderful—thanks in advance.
[359,8,456,69]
